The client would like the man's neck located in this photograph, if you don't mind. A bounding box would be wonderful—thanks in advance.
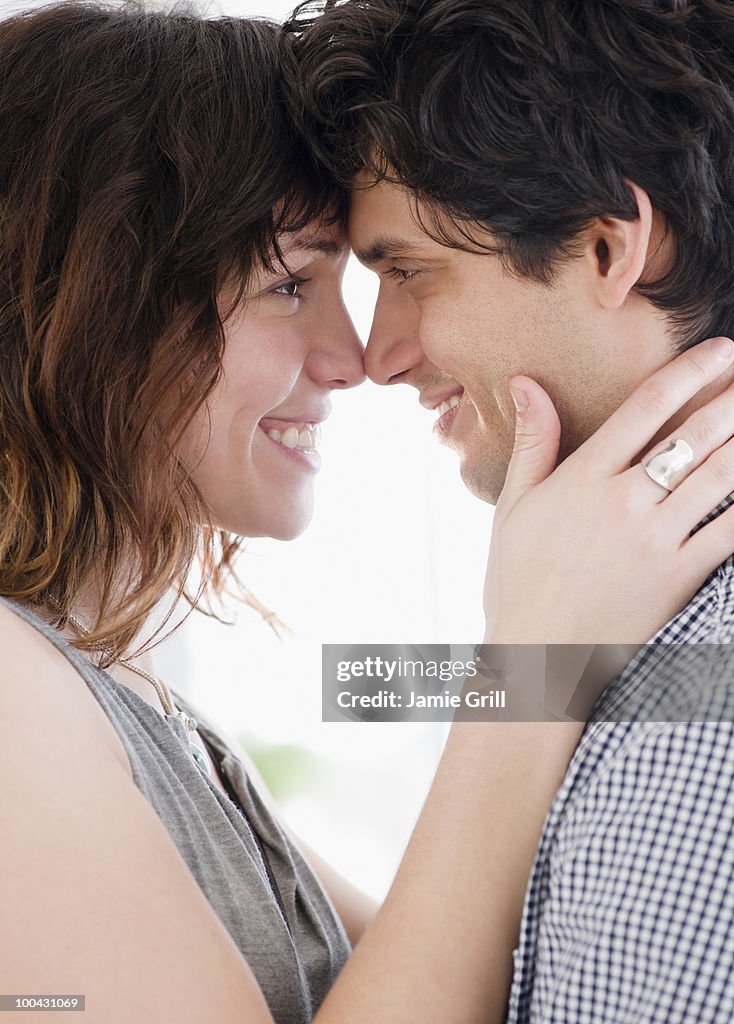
[630,351,734,470]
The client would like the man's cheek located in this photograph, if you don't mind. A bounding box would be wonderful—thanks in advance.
[418,315,466,371]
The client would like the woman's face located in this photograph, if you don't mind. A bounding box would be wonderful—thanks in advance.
[179,221,365,540]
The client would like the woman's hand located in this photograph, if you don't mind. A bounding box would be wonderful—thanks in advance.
[481,335,734,716]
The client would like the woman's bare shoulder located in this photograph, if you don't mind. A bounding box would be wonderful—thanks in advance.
[0,598,273,1022]
[0,599,133,778]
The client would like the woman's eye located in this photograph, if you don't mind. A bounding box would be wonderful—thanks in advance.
[385,267,419,284]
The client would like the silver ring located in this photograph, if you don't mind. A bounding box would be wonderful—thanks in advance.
[641,438,694,492]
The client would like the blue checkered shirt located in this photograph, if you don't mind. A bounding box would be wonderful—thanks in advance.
[507,491,734,1023]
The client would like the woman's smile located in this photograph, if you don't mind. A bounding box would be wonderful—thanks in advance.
[259,419,324,472]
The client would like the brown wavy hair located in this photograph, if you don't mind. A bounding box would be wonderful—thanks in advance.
[0,0,340,667]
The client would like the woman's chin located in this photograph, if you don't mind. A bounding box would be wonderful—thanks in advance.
[213,506,314,541]
[266,517,312,542]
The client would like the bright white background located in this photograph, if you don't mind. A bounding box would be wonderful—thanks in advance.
[4,0,493,900]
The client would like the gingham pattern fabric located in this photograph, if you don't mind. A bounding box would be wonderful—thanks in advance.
[507,490,734,1023]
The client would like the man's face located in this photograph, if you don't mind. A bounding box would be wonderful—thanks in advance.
[349,173,673,504]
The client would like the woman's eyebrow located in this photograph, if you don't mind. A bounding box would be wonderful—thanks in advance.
[292,237,347,258]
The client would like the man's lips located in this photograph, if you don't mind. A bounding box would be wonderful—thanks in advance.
[419,387,464,412]
[433,399,461,438]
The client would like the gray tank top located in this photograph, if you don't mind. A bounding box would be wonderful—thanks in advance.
[0,596,350,1024]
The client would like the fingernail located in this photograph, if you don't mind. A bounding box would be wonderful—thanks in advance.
[709,336,734,360]
[510,386,529,413]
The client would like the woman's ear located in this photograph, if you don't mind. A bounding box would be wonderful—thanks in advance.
[587,181,654,310]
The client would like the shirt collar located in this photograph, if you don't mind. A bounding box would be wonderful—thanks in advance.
[689,488,734,538]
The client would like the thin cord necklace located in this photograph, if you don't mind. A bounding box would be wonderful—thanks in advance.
[47,598,212,777]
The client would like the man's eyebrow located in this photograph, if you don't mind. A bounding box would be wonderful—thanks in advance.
[354,236,419,265]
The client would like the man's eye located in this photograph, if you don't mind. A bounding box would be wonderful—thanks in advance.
[385,267,420,284]
[273,275,310,297]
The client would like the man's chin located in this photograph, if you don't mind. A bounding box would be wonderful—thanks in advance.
[458,453,506,506]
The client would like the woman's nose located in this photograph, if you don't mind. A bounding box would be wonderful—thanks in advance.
[306,309,366,389]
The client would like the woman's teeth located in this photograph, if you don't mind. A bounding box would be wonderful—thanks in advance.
[266,423,322,452]
[436,394,461,419]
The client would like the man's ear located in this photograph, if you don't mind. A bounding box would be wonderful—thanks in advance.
[587,181,653,309]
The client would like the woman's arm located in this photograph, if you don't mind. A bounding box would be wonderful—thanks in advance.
[294,839,379,946]
[314,719,583,1023]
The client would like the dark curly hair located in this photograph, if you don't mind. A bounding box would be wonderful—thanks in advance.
[0,0,340,666]
[282,0,734,351]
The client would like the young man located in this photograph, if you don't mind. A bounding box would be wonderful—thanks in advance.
[284,1,734,1020]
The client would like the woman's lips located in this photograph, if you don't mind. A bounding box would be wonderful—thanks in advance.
[261,421,322,452]
[259,424,322,471]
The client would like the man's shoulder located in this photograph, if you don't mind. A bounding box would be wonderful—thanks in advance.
[584,555,734,731]
[583,718,734,791]
[551,545,734,825]
[545,718,734,869]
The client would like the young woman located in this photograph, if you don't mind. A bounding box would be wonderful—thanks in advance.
[2,4,734,1023]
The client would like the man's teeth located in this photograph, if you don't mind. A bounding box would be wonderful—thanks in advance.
[436,394,461,418]
[266,423,322,452]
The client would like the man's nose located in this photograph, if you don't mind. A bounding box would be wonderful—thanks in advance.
[364,293,423,386]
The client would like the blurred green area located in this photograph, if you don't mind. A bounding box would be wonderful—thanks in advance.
[238,733,327,801]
